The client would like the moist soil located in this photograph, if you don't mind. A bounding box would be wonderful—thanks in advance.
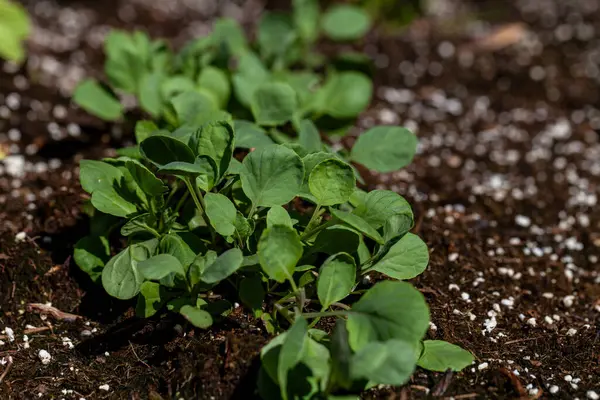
[1,0,600,399]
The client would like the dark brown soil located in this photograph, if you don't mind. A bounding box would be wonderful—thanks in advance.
[1,0,600,399]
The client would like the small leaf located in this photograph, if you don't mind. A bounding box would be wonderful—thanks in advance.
[212,18,248,56]
[159,156,217,181]
[198,66,230,108]
[232,52,270,107]
[234,212,254,240]
[310,225,360,256]
[160,233,201,268]
[139,72,164,116]
[296,119,322,153]
[200,248,244,284]
[292,0,319,43]
[125,160,167,196]
[189,120,234,180]
[136,281,163,318]
[73,80,123,121]
[239,275,264,314]
[121,213,158,237]
[74,235,109,282]
[234,120,274,149]
[353,189,413,229]
[180,305,213,328]
[278,317,308,400]
[350,340,418,385]
[330,208,384,244]
[251,82,298,127]
[317,253,356,309]
[347,281,430,351]
[314,72,372,119]
[137,254,185,280]
[371,233,429,280]
[0,0,30,63]
[205,193,237,237]
[321,4,371,41]
[258,12,296,60]
[240,145,304,207]
[171,90,218,126]
[309,159,356,206]
[258,225,303,283]
[140,135,195,167]
[267,206,293,228]
[350,126,418,173]
[102,242,154,300]
[417,340,474,372]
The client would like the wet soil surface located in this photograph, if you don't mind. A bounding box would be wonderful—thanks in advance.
[1,0,600,399]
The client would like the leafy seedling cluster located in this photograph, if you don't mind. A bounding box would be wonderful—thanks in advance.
[74,2,473,398]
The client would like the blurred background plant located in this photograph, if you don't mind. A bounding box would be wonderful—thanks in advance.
[0,0,31,63]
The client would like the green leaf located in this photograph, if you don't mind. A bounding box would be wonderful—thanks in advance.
[73,80,123,121]
[330,320,352,390]
[139,72,164,116]
[232,52,270,107]
[330,208,384,244]
[347,281,430,351]
[251,82,298,127]
[350,340,418,385]
[321,4,371,41]
[205,193,237,237]
[278,317,308,400]
[352,189,413,229]
[417,340,474,372]
[314,72,372,119]
[0,0,30,63]
[258,225,303,283]
[136,281,163,318]
[308,159,356,206]
[161,76,196,99]
[212,18,248,56]
[134,120,159,144]
[317,253,356,309]
[200,248,243,284]
[140,135,195,167]
[234,120,274,149]
[198,66,230,108]
[299,152,337,201]
[125,160,167,196]
[296,119,322,153]
[104,30,150,93]
[180,305,213,328]
[267,206,293,228]
[120,213,157,237]
[234,212,254,241]
[239,275,264,314]
[158,156,217,184]
[189,120,234,179]
[292,0,319,43]
[171,90,218,126]
[277,71,320,107]
[240,145,304,207]
[102,242,155,300]
[188,250,217,286]
[137,254,185,280]
[160,233,199,267]
[74,235,109,282]
[383,214,414,243]
[258,12,296,60]
[350,126,418,173]
[79,160,138,217]
[371,233,429,280]
[310,225,360,255]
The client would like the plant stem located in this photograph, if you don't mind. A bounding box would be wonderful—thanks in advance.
[300,219,335,241]
[302,310,349,319]
[248,203,257,219]
[303,203,322,234]
[174,191,189,213]
[183,178,213,242]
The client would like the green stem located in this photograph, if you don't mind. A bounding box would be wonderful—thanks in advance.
[174,191,189,213]
[300,219,335,241]
[248,203,257,220]
[183,178,211,230]
[274,303,295,325]
[302,310,349,319]
[303,204,322,233]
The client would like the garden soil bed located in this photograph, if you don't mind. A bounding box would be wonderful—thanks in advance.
[1,0,600,399]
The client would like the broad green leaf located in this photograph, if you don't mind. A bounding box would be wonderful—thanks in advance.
[299,152,336,201]
[292,0,319,43]
[120,213,157,237]
[234,120,274,149]
[317,253,356,309]
[417,340,474,372]
[383,214,414,243]
[171,90,218,126]
[158,156,217,183]
[140,135,195,167]
[258,12,296,60]
[350,126,418,173]
[310,225,360,255]
[200,248,243,284]
[205,193,237,237]
[137,254,185,280]
[321,5,371,41]
[350,340,418,385]
[371,233,429,280]
[180,305,213,328]
[353,189,413,229]
[79,160,137,217]
[308,159,355,206]
[258,225,303,283]
[239,275,264,314]
[73,80,123,121]
[189,120,234,179]
[330,320,352,390]
[159,233,199,267]
[102,242,155,299]
[314,72,372,119]
[232,52,270,107]
[104,30,150,93]
[267,206,293,228]
[139,72,164,116]
[278,317,308,400]
[0,0,30,62]
[136,281,163,318]
[135,120,158,143]
[251,82,298,127]
[240,145,304,207]
[296,119,322,153]
[74,235,109,282]
[188,250,218,286]
[347,281,430,351]
[198,66,230,108]
[330,208,384,244]
[125,160,167,196]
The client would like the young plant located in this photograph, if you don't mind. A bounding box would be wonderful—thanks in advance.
[0,0,30,63]
[75,119,473,398]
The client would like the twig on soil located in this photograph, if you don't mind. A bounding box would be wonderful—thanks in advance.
[432,369,453,397]
[452,394,479,399]
[26,303,81,322]
[128,341,150,369]
[503,336,542,345]
[0,356,13,384]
